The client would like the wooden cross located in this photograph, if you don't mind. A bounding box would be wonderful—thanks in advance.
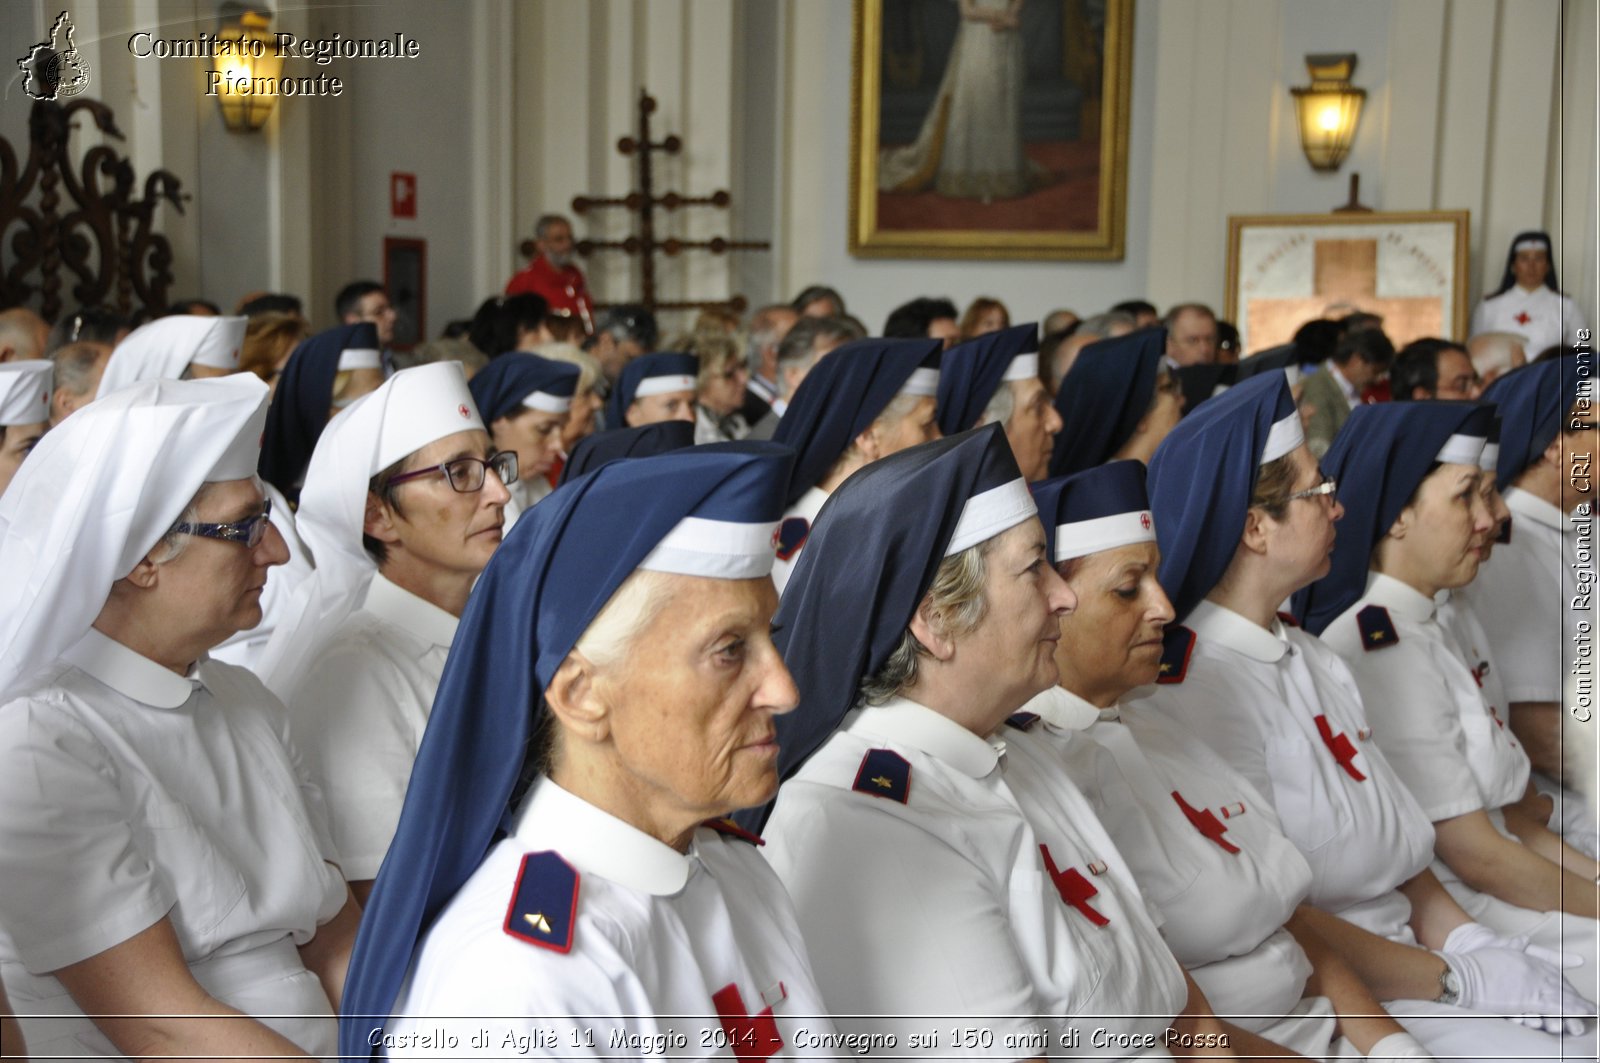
[557,89,771,319]
[1248,237,1444,349]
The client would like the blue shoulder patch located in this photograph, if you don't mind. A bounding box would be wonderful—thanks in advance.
[702,816,765,846]
[1005,711,1040,731]
[1356,604,1400,651]
[503,851,578,953]
[774,517,810,561]
[852,748,911,803]
[1156,624,1195,684]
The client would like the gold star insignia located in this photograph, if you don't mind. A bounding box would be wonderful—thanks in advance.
[1159,662,1172,673]
[524,912,552,933]
[871,775,893,789]
[1368,630,1385,642]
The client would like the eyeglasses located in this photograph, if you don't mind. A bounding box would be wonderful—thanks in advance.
[1286,477,1339,505]
[386,451,518,494]
[169,499,274,549]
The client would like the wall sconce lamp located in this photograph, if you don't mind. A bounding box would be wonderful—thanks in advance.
[1290,54,1365,171]
[212,10,283,132]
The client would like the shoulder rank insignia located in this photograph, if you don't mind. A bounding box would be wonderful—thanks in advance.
[774,517,810,561]
[1005,711,1040,731]
[702,816,765,846]
[1156,624,1195,684]
[852,748,911,803]
[503,851,578,954]
[1356,605,1399,651]
[1276,610,1300,628]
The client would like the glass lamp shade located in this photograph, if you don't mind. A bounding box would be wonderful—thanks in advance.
[1290,54,1366,171]
[213,12,284,132]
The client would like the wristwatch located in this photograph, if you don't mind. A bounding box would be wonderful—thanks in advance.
[1436,960,1462,1006]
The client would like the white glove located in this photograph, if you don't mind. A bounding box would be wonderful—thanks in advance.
[1366,1031,1433,1062]
[1440,940,1593,1036]
[1444,920,1582,969]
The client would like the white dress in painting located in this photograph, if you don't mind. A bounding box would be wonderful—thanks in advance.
[879,0,1039,200]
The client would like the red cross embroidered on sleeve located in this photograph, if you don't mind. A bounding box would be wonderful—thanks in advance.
[1040,844,1110,926]
[1314,714,1367,782]
[1171,791,1241,854]
[711,983,783,1062]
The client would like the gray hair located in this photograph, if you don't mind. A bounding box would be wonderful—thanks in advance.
[859,541,992,704]
[534,214,571,241]
[49,341,107,398]
[745,304,795,372]
[1162,302,1216,331]
[152,481,224,564]
[979,380,1015,428]
[776,316,864,399]
[1077,310,1137,339]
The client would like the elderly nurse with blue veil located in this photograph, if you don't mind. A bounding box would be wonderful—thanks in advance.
[338,442,841,1059]
[1295,400,1599,1006]
[1127,372,1593,1061]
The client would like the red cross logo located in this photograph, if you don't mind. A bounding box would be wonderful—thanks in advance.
[711,983,783,1062]
[458,403,471,419]
[1139,512,1152,530]
[1172,791,1240,854]
[1040,844,1110,926]
[1514,311,1531,325]
[1314,714,1366,782]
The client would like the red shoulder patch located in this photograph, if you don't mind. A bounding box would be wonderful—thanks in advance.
[1156,624,1195,684]
[702,816,765,846]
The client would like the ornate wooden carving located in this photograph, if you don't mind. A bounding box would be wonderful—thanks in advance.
[1,97,187,322]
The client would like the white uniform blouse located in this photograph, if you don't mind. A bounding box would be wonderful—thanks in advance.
[1323,574,1530,822]
[770,487,828,595]
[388,779,839,1060]
[1127,602,1437,942]
[0,629,348,1058]
[1469,284,1588,357]
[289,574,457,881]
[763,697,1187,1058]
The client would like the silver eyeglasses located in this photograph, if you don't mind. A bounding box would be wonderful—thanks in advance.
[1286,477,1339,505]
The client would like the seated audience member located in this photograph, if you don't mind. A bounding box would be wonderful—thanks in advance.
[95,315,248,397]
[1163,303,1221,368]
[937,322,1061,481]
[163,299,221,317]
[409,333,489,378]
[683,330,751,443]
[1029,461,1412,1059]
[0,361,51,498]
[0,308,49,364]
[1049,328,1184,476]
[791,283,845,318]
[1300,326,1396,456]
[883,296,960,348]
[335,280,398,353]
[958,295,1010,340]
[1390,339,1483,402]
[759,426,1263,1056]
[469,353,579,526]
[338,443,841,1059]
[746,316,863,440]
[43,307,129,355]
[770,337,943,591]
[608,351,699,429]
[466,294,551,364]
[265,363,510,905]
[582,304,658,386]
[1461,356,1599,856]
[45,341,111,425]
[237,311,310,398]
[1467,332,1528,389]
[259,323,386,502]
[1043,307,1081,337]
[1113,299,1160,329]
[1216,320,1242,364]
[693,305,742,336]
[235,292,305,321]
[0,376,358,1058]
[743,303,800,411]
[1045,309,1139,388]
[1130,372,1591,1056]
[558,420,695,484]
[533,342,606,458]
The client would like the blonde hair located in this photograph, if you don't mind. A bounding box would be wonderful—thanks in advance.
[535,341,603,398]
[859,542,992,703]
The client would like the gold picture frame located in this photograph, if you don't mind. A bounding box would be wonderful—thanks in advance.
[1226,210,1472,355]
[850,0,1134,261]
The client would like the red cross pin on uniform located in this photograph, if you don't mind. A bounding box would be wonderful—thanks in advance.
[1139,512,1152,530]
[458,404,471,419]
[1514,311,1532,326]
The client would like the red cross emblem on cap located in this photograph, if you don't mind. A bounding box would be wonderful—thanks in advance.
[1139,513,1152,530]
[458,404,471,419]
[1515,311,1532,325]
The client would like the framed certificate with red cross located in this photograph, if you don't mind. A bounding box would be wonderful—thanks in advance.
[1226,210,1470,356]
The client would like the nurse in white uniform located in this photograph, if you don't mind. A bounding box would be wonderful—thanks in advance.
[937,321,1061,482]
[0,360,52,500]
[769,336,942,591]
[0,376,359,1059]
[1459,355,1599,855]
[266,363,512,905]
[1026,460,1426,1060]
[1298,401,1599,1003]
[339,442,840,1060]
[467,352,579,528]
[1469,231,1588,358]
[761,425,1257,1060]
[1127,372,1592,1061]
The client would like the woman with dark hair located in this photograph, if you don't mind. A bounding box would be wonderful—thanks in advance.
[1469,231,1587,359]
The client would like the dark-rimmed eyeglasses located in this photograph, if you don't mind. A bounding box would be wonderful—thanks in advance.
[1286,477,1339,505]
[169,499,274,549]
[386,451,518,494]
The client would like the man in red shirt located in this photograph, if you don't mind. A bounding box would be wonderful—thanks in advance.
[505,214,594,332]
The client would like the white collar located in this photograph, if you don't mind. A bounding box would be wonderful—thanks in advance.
[1188,599,1289,663]
[62,627,204,710]
[1503,487,1565,531]
[1363,571,1436,623]
[770,396,788,417]
[363,574,460,648]
[510,777,690,896]
[846,696,1004,779]
[1016,684,1105,730]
